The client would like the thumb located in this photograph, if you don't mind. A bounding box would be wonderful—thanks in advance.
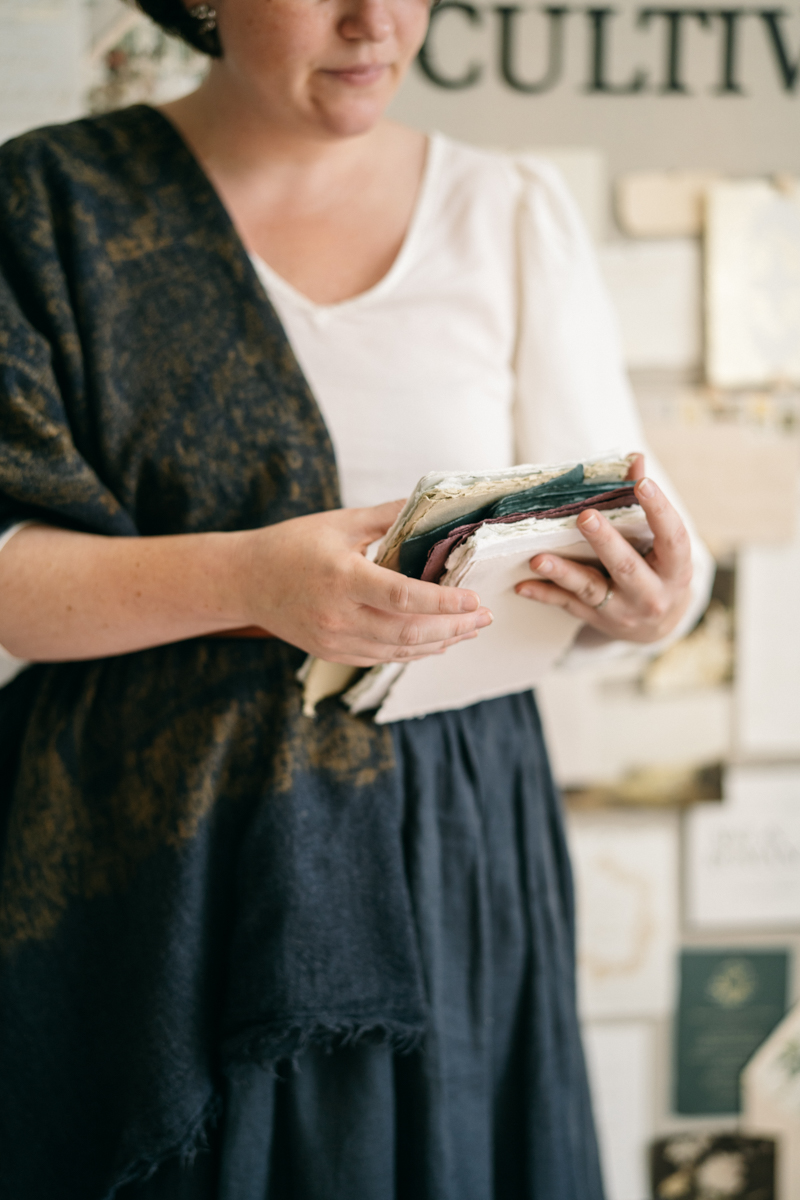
[351,498,407,548]
[626,453,645,482]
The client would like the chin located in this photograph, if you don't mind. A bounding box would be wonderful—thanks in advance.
[311,89,396,139]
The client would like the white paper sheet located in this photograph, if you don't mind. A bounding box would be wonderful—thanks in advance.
[598,239,701,370]
[583,1021,654,1200]
[736,507,800,758]
[686,766,800,928]
[705,179,800,387]
[569,813,679,1019]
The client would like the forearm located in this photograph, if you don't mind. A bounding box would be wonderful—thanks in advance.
[0,525,252,661]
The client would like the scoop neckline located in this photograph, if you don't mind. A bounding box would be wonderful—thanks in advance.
[250,133,443,317]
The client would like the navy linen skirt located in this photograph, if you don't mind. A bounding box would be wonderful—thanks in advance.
[124,692,604,1200]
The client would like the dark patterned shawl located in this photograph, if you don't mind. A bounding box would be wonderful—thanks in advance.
[0,106,426,1199]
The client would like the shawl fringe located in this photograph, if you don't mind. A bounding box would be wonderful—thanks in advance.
[223,1016,426,1069]
[104,1093,223,1200]
[102,1020,424,1196]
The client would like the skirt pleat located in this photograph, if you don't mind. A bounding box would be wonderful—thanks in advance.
[125,692,604,1200]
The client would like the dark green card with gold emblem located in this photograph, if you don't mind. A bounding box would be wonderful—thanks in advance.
[675,949,790,1114]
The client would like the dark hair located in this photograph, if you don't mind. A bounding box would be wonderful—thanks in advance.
[135,0,223,57]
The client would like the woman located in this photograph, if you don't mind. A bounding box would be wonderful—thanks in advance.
[0,0,711,1196]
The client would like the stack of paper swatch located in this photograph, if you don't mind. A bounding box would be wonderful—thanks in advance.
[302,453,653,723]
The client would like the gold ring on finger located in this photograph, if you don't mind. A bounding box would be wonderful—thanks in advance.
[595,583,614,610]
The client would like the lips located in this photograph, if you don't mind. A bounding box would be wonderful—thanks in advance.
[322,64,388,85]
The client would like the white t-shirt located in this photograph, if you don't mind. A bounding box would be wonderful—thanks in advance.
[0,134,712,679]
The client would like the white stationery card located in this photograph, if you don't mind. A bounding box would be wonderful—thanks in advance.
[705,179,800,387]
[686,766,800,928]
[568,812,679,1019]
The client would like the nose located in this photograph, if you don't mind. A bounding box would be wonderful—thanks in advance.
[338,0,394,42]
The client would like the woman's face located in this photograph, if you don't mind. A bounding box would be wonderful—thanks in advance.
[209,0,432,139]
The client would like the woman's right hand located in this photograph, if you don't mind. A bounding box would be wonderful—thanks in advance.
[236,500,493,666]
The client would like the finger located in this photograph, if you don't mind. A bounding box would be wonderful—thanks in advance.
[352,601,493,651]
[526,554,612,610]
[575,508,661,602]
[353,557,482,617]
[515,578,602,626]
[633,478,693,586]
[626,452,645,482]
[384,629,480,662]
[326,629,480,667]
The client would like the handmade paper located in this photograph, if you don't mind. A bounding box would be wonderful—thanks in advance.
[686,768,800,928]
[568,812,678,1019]
[674,949,789,1115]
[705,180,800,387]
[583,1021,653,1200]
[742,1001,800,1200]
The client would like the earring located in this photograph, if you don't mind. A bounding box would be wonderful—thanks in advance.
[188,4,217,33]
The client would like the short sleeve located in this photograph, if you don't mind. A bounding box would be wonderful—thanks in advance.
[511,157,714,657]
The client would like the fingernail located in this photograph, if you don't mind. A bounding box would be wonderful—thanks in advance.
[580,512,599,531]
[517,585,535,599]
[637,478,655,499]
[538,559,553,574]
[459,591,479,612]
[476,609,493,628]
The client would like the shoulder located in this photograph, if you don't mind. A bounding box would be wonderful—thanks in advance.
[0,107,171,178]
[0,107,191,229]
[428,135,588,247]
[428,135,571,203]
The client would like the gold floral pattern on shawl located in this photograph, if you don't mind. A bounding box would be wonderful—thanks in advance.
[0,647,395,956]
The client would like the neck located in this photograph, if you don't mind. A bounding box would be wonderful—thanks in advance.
[161,64,387,183]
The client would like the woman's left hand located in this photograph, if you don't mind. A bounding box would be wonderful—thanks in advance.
[514,456,694,644]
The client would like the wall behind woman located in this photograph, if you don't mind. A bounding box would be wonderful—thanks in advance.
[388,0,800,178]
[0,0,86,145]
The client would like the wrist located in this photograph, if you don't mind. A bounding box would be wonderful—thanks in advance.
[216,526,268,630]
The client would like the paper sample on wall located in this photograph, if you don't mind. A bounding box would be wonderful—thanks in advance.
[736,512,800,757]
[640,406,799,552]
[650,1133,776,1200]
[568,812,678,1018]
[598,240,701,371]
[615,170,720,238]
[538,661,732,790]
[686,766,800,928]
[675,949,789,1115]
[705,179,800,387]
[582,1021,652,1200]
[742,1001,800,1200]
